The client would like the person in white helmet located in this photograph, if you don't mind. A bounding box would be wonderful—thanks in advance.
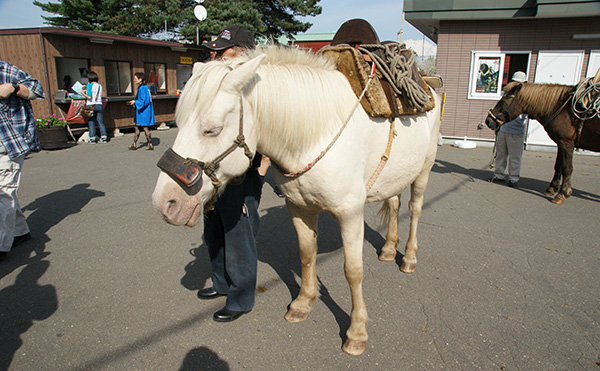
[489,71,529,187]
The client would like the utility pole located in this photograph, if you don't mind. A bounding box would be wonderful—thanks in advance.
[397,12,404,43]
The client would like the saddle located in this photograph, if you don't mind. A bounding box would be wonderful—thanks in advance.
[319,19,440,118]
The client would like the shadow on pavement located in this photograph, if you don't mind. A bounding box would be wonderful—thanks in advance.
[433,158,600,203]
[179,346,230,371]
[0,183,104,369]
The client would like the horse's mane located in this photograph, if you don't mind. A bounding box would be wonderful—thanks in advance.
[246,47,358,159]
[508,81,575,118]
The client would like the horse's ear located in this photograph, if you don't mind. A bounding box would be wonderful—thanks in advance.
[504,81,523,95]
[222,54,266,94]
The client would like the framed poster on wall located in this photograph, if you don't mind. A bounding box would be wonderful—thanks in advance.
[468,52,505,100]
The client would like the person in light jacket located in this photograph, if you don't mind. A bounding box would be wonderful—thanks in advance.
[81,71,108,143]
[489,71,529,187]
[127,72,155,150]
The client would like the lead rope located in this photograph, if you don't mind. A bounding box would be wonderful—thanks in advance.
[281,62,377,178]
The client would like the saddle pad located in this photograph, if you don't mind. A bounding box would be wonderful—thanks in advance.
[320,45,392,117]
[320,45,437,118]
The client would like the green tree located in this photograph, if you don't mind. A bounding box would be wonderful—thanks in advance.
[33,0,321,42]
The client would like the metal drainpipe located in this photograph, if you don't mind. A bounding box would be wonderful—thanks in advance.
[39,29,53,115]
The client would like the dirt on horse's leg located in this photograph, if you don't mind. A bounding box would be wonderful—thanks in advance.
[401,170,430,273]
[545,147,563,197]
[285,203,319,323]
[553,143,574,204]
[379,195,400,262]
[338,211,368,356]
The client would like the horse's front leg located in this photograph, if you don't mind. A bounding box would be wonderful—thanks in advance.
[285,202,319,323]
[401,169,431,273]
[337,210,368,356]
[379,195,400,262]
[553,143,575,204]
[544,146,563,197]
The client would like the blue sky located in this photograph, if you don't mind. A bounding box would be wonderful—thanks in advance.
[0,0,436,55]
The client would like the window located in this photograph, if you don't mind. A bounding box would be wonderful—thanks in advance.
[55,57,89,94]
[105,61,132,96]
[176,64,193,92]
[144,63,167,93]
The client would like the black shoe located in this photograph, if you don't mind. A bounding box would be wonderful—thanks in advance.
[12,233,31,248]
[213,307,249,322]
[197,287,226,300]
[488,176,504,183]
[507,180,517,188]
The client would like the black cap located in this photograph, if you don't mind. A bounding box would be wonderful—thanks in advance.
[202,26,255,51]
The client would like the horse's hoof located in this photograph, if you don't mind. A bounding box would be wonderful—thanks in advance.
[342,339,366,356]
[400,261,417,273]
[285,309,309,323]
[551,195,565,204]
[378,250,396,262]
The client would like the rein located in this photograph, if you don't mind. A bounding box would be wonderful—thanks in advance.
[156,98,254,209]
[280,62,378,178]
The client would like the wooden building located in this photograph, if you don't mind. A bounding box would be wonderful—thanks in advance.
[404,0,600,147]
[0,27,205,134]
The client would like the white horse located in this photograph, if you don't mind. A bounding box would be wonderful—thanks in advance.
[152,47,441,355]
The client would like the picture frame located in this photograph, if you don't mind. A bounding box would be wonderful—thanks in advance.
[468,52,505,100]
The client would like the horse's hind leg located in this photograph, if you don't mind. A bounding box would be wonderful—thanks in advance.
[401,169,431,273]
[285,203,319,323]
[379,195,400,262]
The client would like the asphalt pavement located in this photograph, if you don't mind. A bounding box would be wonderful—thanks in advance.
[1,127,599,370]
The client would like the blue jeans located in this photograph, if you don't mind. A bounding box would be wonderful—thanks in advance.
[88,104,107,140]
[203,169,263,311]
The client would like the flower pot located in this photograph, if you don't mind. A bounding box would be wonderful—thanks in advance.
[38,126,68,150]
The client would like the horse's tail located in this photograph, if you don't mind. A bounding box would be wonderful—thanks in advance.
[377,201,391,227]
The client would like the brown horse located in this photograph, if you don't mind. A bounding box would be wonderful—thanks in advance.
[486,81,600,204]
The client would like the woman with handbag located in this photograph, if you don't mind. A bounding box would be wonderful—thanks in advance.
[81,71,108,143]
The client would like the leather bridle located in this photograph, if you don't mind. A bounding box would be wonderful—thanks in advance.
[156,98,254,208]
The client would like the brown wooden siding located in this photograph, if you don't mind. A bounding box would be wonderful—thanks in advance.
[436,16,600,140]
[1,30,203,131]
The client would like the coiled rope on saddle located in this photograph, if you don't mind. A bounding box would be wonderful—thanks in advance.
[358,43,431,111]
[572,78,600,121]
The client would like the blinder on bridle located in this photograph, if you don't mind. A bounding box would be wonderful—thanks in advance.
[157,148,205,188]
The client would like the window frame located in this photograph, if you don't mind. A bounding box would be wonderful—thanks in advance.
[468,52,505,100]
[104,60,133,96]
[144,62,167,94]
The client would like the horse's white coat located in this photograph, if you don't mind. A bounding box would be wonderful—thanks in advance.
[152,47,442,355]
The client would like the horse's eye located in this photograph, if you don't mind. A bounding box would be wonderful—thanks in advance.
[202,126,223,136]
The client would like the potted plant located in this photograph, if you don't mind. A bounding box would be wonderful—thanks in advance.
[35,114,68,150]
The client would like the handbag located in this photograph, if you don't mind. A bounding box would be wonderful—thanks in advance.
[81,105,94,119]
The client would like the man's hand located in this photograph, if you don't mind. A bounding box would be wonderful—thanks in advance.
[0,83,17,99]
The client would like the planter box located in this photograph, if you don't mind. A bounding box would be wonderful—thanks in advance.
[38,126,68,150]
